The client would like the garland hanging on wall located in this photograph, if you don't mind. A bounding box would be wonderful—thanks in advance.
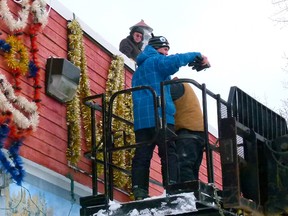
[0,74,39,131]
[66,19,92,165]
[0,0,30,32]
[0,0,49,33]
[0,0,48,186]
[0,73,39,185]
[0,0,50,103]
[0,36,40,103]
[103,55,135,191]
[3,35,29,93]
[29,0,49,103]
[3,35,29,76]
[30,0,49,28]
[0,123,25,186]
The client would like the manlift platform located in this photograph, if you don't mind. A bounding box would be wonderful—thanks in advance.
[80,79,288,216]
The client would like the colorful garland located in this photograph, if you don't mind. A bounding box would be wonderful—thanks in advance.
[66,19,92,165]
[0,73,39,185]
[0,74,39,131]
[0,122,25,186]
[4,35,29,76]
[28,0,51,103]
[0,0,50,32]
[0,0,30,32]
[0,0,48,186]
[29,0,50,103]
[28,23,42,103]
[0,35,29,93]
[0,37,40,103]
[0,0,49,102]
[30,0,49,28]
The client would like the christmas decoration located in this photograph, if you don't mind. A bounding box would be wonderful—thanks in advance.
[0,122,25,186]
[66,19,92,165]
[30,0,49,28]
[28,0,50,103]
[104,55,135,191]
[0,0,30,32]
[3,35,29,76]
[0,73,39,185]
[0,0,49,186]
[0,74,39,131]
[28,24,41,103]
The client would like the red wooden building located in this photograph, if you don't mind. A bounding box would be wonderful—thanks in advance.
[0,0,223,214]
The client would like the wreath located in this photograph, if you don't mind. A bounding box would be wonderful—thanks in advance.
[4,35,29,76]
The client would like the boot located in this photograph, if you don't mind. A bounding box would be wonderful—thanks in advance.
[132,168,150,200]
[132,186,149,200]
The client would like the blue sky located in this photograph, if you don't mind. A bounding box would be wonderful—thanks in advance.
[57,0,288,126]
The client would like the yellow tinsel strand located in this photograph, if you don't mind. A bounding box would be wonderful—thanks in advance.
[104,56,135,191]
[79,44,92,150]
[66,19,92,165]
[66,96,81,163]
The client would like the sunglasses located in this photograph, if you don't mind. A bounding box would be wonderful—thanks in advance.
[134,33,143,38]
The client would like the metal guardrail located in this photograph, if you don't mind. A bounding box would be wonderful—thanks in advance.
[82,78,228,201]
[227,86,288,140]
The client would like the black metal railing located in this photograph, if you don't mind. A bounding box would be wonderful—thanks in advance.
[80,79,288,216]
[162,78,228,183]
[82,78,228,204]
[227,86,288,140]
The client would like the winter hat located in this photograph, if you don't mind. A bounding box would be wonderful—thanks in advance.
[130,26,144,36]
[148,34,170,49]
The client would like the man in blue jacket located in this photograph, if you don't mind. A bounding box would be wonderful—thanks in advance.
[131,34,210,200]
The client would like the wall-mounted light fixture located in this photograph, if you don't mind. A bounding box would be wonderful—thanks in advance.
[45,57,80,103]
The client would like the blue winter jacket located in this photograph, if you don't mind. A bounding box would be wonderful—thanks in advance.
[132,45,201,131]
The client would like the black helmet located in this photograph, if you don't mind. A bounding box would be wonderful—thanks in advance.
[148,35,170,49]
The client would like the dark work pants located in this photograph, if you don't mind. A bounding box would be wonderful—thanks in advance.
[132,124,178,192]
[175,129,205,182]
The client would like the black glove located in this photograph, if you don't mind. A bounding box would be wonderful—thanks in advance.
[188,56,210,72]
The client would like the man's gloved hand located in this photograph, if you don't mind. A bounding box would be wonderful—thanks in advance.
[188,55,211,72]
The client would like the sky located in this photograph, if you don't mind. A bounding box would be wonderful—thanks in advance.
[57,0,288,122]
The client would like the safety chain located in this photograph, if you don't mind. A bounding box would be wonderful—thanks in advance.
[209,183,225,216]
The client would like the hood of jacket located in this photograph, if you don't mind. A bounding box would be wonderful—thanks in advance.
[127,35,143,47]
[136,45,159,66]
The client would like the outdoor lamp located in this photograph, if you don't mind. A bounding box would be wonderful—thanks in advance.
[45,57,80,103]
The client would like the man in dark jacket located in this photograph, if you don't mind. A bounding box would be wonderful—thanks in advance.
[119,26,144,61]
[170,80,205,182]
[131,35,210,200]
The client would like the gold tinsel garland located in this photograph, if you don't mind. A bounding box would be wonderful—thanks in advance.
[4,35,29,76]
[66,19,92,165]
[65,20,134,192]
[103,56,135,191]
